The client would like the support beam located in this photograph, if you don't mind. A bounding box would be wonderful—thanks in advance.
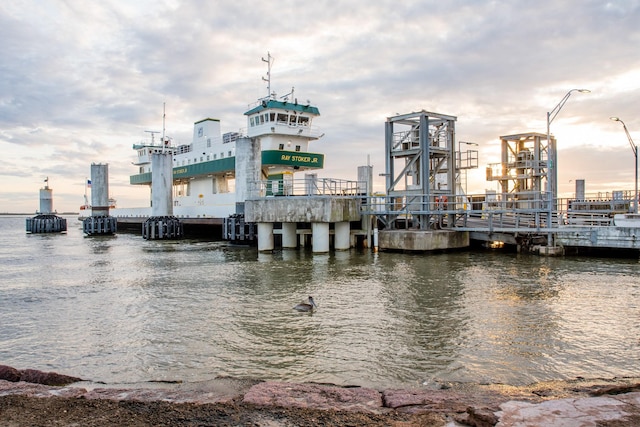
[257,222,274,252]
[334,221,350,250]
[281,222,297,248]
[312,222,330,253]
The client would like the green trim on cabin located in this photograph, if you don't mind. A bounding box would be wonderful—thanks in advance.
[130,157,236,185]
[245,100,320,116]
[129,150,324,185]
[261,150,324,169]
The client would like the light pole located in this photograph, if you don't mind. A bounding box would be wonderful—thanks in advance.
[545,88,590,246]
[610,117,638,214]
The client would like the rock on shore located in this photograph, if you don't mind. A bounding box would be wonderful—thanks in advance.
[1,365,640,426]
[0,365,82,386]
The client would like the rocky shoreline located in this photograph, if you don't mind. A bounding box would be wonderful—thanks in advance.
[1,365,640,426]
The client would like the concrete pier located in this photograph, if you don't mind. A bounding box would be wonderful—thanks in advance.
[378,229,469,252]
[245,196,361,252]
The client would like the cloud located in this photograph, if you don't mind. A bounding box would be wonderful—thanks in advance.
[0,0,639,212]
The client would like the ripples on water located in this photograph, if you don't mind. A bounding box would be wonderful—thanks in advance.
[0,216,639,389]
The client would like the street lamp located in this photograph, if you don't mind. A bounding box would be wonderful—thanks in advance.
[610,117,638,214]
[545,88,590,245]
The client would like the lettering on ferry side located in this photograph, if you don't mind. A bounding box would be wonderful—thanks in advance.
[281,154,291,161]
[173,168,188,175]
[312,158,318,163]
[291,156,311,162]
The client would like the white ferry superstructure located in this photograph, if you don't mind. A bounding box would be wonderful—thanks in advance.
[112,59,324,220]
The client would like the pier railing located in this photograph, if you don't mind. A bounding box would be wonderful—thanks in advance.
[247,180,634,232]
[360,190,635,232]
[250,178,367,197]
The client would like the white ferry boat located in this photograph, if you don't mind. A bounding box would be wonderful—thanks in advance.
[111,54,325,221]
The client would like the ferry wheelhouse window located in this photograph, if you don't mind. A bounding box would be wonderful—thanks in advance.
[277,113,287,124]
[299,116,309,126]
[250,117,255,127]
[289,115,297,125]
[270,113,276,122]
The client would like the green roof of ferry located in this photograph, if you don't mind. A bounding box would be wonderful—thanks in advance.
[244,99,320,116]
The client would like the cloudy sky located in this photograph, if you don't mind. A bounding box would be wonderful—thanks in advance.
[1,0,639,213]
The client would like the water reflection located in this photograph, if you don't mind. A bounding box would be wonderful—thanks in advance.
[1,216,640,388]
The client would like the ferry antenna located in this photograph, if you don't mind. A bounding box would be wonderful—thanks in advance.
[261,52,274,100]
[162,103,167,151]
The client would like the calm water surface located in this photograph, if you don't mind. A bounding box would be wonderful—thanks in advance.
[1,215,639,389]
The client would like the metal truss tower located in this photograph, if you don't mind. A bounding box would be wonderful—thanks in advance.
[384,111,457,230]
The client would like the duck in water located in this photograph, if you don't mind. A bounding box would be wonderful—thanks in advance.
[294,296,318,312]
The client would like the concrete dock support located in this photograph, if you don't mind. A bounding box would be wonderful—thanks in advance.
[26,181,67,234]
[83,163,117,236]
[144,150,183,240]
[312,223,330,253]
[282,222,297,248]
[334,221,350,250]
[258,223,274,252]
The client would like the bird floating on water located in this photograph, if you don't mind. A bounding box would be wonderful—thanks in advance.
[294,296,318,312]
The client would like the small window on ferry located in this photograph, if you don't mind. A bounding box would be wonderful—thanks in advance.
[299,116,309,126]
[200,157,203,162]
[207,138,211,148]
[220,152,224,158]
[214,154,217,159]
[188,159,191,164]
[277,113,287,123]
[207,155,210,161]
[250,117,255,127]
[228,150,232,157]
[295,145,301,152]
[278,144,284,150]
[139,167,144,173]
